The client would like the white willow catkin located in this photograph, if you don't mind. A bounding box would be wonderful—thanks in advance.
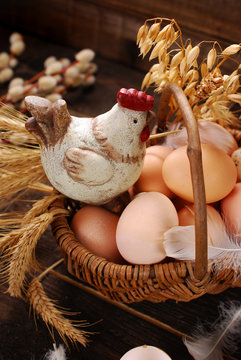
[10,40,25,56]
[9,32,22,44]
[75,48,95,63]
[44,56,57,69]
[38,76,57,92]
[7,85,24,102]
[0,67,13,83]
[65,66,79,79]
[9,57,18,68]
[9,77,24,88]
[0,52,9,68]
[46,93,63,102]
[45,61,63,75]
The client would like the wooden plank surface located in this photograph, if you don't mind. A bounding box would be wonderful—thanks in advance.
[0,0,241,71]
[0,24,241,360]
[88,0,241,42]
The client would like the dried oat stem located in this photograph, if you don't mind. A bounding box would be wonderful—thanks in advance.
[138,17,241,129]
[149,129,181,140]
[144,17,184,48]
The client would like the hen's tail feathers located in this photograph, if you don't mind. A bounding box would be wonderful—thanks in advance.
[25,96,71,147]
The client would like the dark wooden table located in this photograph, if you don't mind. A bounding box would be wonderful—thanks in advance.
[0,25,240,360]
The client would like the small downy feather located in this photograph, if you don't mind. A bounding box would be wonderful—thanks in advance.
[44,344,67,360]
[163,225,241,273]
[184,301,241,360]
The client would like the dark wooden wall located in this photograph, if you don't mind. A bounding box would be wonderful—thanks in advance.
[1,0,241,70]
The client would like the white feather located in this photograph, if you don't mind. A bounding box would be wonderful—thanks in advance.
[163,225,196,260]
[163,225,241,273]
[184,301,241,360]
[44,344,67,360]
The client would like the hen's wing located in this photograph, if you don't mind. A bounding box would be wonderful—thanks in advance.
[63,147,114,185]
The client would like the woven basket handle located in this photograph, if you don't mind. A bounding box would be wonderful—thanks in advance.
[158,83,208,280]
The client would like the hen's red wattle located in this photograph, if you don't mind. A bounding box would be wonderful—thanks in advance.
[140,125,150,142]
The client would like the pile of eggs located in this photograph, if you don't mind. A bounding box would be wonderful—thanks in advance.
[71,121,241,265]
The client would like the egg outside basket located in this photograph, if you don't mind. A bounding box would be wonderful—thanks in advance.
[50,84,241,304]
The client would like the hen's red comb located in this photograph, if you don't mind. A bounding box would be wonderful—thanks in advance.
[117,88,154,111]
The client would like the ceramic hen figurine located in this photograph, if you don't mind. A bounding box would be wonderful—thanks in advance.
[24,88,154,205]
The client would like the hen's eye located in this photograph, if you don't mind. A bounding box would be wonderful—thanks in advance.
[133,119,138,124]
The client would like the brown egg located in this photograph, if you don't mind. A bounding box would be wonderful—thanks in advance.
[178,204,226,245]
[221,183,241,242]
[146,144,173,158]
[71,205,123,263]
[128,185,136,200]
[116,192,178,264]
[134,145,174,198]
[172,196,192,212]
[162,144,237,203]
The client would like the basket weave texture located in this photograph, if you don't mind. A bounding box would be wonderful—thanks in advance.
[51,84,241,303]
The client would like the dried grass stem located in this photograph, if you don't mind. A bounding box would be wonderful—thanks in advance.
[27,278,90,346]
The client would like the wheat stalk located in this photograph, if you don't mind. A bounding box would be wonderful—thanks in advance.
[0,146,47,210]
[0,144,41,165]
[0,167,47,209]
[5,208,67,297]
[0,101,51,210]
[0,192,64,248]
[0,191,67,295]
[0,103,37,144]
[0,102,68,298]
[0,212,23,227]
[0,192,64,254]
[27,182,53,193]
[27,277,90,346]
[0,102,28,121]
[22,192,65,225]
[0,228,22,256]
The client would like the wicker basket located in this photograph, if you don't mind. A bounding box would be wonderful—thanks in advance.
[50,84,241,303]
